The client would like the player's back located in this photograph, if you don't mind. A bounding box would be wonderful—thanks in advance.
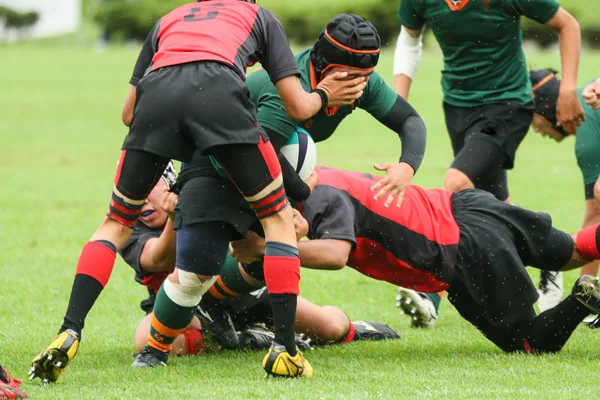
[315,166,459,247]
[151,1,279,79]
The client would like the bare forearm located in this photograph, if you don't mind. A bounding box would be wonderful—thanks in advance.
[286,92,323,121]
[148,218,177,269]
[394,74,412,99]
[558,17,580,92]
[297,241,347,270]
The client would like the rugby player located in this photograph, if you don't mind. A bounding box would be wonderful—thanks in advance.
[393,0,583,204]
[117,167,399,354]
[143,14,436,363]
[529,69,600,313]
[31,0,369,383]
[233,165,600,354]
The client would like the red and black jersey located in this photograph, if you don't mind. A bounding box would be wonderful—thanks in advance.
[129,0,299,85]
[301,166,460,292]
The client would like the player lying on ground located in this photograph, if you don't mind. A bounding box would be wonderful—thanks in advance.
[31,0,370,383]
[0,365,27,399]
[529,69,600,321]
[394,0,582,205]
[117,166,399,355]
[232,165,600,354]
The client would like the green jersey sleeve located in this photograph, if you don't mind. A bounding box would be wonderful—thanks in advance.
[397,0,425,30]
[247,67,297,141]
[358,72,398,119]
[508,0,561,24]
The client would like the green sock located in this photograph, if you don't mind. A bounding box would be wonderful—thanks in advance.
[207,253,261,300]
[425,293,442,312]
[147,284,196,352]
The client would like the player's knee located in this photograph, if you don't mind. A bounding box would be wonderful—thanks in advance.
[320,306,351,341]
[164,270,217,307]
[445,169,473,192]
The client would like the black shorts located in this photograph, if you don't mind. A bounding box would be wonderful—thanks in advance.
[123,61,261,162]
[448,189,573,347]
[444,102,534,200]
[174,165,261,239]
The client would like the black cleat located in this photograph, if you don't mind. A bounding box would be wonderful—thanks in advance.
[572,275,600,314]
[196,302,240,350]
[352,321,400,341]
[131,347,168,368]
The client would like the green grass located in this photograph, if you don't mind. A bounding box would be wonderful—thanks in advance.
[2,43,600,399]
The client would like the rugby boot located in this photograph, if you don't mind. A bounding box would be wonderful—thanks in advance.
[538,271,564,312]
[396,288,438,328]
[29,329,79,384]
[131,347,168,368]
[262,343,312,378]
[572,275,600,314]
[0,367,27,399]
[352,321,400,341]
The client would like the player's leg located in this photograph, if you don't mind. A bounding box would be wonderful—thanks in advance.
[133,221,232,367]
[0,364,27,399]
[295,297,400,343]
[210,139,311,378]
[30,150,169,384]
[134,313,203,356]
[445,103,532,199]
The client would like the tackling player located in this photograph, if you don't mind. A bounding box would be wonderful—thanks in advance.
[233,166,600,354]
[529,69,600,313]
[393,0,583,204]
[31,0,370,383]
[117,166,399,354]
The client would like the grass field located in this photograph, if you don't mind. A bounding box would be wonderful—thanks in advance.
[2,41,600,399]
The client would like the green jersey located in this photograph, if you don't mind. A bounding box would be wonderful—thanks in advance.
[247,48,398,142]
[398,0,560,107]
[575,79,600,186]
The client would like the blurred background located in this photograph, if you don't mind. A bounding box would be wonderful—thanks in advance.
[1,0,597,48]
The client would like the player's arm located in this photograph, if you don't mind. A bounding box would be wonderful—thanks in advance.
[275,74,366,121]
[257,8,366,121]
[376,95,426,174]
[297,239,352,270]
[545,8,584,131]
[393,26,424,100]
[122,20,160,126]
[138,189,178,272]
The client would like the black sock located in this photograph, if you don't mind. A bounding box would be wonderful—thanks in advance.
[59,274,104,336]
[269,293,298,356]
[526,295,590,353]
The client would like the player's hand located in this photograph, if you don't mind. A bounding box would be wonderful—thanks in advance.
[317,72,367,107]
[160,187,178,220]
[231,230,265,265]
[293,208,309,240]
[371,162,415,208]
[582,78,600,110]
[556,88,585,134]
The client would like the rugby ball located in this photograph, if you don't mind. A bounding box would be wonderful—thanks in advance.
[280,127,317,180]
